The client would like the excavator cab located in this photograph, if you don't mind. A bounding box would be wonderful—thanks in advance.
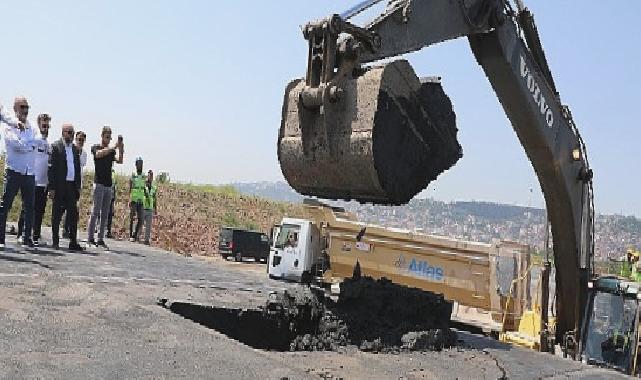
[581,277,640,375]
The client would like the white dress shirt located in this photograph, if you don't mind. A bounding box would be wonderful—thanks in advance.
[3,121,36,175]
[78,148,87,186]
[79,149,87,170]
[33,131,50,187]
[65,142,75,181]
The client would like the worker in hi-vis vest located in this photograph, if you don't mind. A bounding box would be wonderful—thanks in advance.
[620,248,641,282]
[142,169,158,245]
[129,157,146,242]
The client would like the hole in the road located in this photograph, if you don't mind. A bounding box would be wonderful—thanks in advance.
[161,301,296,351]
[159,276,459,353]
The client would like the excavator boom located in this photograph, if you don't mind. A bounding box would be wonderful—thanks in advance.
[279,0,593,347]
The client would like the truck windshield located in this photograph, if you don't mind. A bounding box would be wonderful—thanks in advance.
[583,291,637,371]
[274,224,301,249]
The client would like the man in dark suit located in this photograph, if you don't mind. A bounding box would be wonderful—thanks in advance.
[48,123,83,251]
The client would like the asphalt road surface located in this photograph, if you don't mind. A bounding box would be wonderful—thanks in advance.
[0,231,630,379]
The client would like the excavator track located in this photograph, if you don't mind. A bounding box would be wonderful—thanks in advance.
[278,60,462,205]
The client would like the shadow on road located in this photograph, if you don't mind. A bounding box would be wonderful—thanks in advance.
[107,248,145,258]
[29,249,65,257]
[0,254,52,269]
[456,330,514,352]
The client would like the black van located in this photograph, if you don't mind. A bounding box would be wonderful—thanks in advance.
[218,227,270,263]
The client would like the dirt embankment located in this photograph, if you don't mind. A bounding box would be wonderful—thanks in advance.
[103,183,306,256]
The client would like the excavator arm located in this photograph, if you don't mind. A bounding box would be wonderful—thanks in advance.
[279,0,594,347]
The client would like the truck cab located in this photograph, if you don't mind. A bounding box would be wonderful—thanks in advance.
[581,276,641,374]
[268,218,321,282]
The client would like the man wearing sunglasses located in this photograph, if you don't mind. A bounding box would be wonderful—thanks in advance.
[48,123,83,251]
[63,131,87,239]
[75,131,87,170]
[0,97,37,249]
[17,113,52,246]
[87,126,124,248]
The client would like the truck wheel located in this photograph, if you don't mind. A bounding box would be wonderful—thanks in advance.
[235,252,242,262]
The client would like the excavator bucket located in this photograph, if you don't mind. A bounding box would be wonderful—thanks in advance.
[278,60,462,205]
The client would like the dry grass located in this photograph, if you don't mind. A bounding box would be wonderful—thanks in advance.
[105,182,306,256]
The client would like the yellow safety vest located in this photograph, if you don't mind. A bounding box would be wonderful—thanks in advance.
[632,263,641,282]
[621,262,633,279]
[131,173,146,202]
[143,182,157,210]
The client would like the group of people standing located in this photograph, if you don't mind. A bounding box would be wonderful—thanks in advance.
[0,96,158,251]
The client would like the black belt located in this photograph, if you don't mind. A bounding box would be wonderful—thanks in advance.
[7,168,33,176]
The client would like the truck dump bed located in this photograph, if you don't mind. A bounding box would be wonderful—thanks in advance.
[307,203,531,330]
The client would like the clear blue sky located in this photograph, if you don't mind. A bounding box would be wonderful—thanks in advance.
[2,1,639,216]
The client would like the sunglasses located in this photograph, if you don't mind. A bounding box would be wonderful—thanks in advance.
[19,105,29,110]
[63,130,74,135]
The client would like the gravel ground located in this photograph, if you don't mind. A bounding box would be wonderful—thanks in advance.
[0,230,630,380]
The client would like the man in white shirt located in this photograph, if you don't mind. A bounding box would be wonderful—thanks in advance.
[76,131,87,170]
[0,97,37,249]
[18,113,51,245]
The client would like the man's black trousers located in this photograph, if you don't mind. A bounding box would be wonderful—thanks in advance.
[52,181,79,245]
[19,185,48,240]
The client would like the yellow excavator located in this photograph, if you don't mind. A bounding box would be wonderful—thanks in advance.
[277,0,641,375]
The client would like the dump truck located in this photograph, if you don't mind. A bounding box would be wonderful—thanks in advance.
[276,0,641,375]
[269,199,532,334]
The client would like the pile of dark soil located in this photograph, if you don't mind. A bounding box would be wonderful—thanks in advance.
[335,276,456,352]
[289,276,456,353]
